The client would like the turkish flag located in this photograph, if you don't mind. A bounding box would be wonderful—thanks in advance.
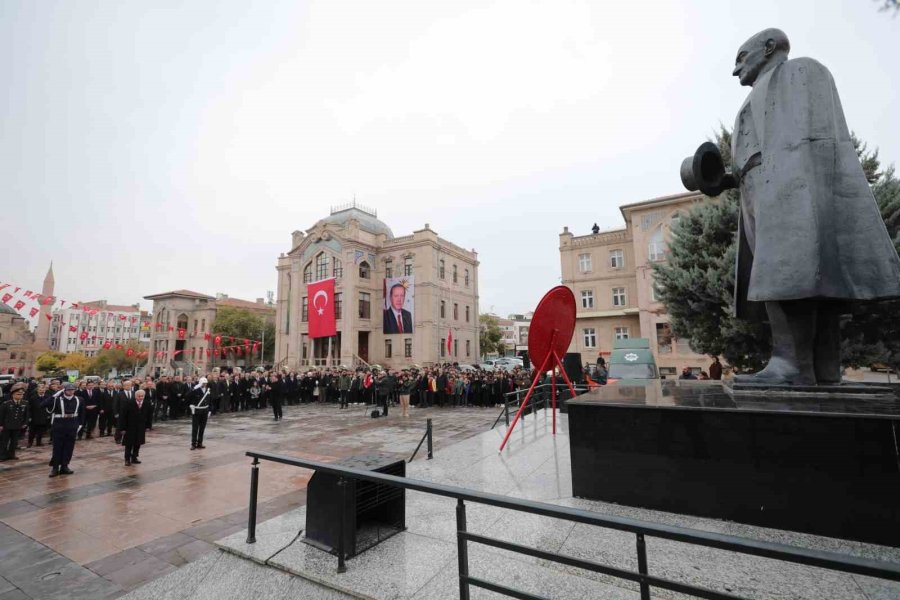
[447,329,453,355]
[103,341,112,350]
[126,348,134,357]
[14,300,24,310]
[308,278,336,338]
[80,331,88,340]
[29,307,39,317]
[177,328,186,340]
[1,293,11,304]
[204,332,210,341]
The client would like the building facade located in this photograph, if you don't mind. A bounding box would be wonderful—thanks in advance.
[49,301,145,357]
[274,203,480,371]
[143,290,275,377]
[560,191,713,377]
[0,304,36,377]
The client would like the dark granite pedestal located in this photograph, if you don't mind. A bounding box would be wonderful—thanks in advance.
[567,381,900,547]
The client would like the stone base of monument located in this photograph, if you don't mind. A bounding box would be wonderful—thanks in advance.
[567,380,900,547]
[724,379,895,398]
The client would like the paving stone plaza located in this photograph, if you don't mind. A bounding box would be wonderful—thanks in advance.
[0,403,498,598]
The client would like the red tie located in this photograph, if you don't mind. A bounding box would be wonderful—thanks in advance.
[397,314,403,333]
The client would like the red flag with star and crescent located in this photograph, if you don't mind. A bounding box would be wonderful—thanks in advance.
[307,278,336,339]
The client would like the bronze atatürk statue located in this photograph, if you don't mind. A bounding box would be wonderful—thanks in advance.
[681,28,900,386]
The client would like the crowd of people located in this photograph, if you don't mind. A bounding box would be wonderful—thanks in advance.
[0,364,549,477]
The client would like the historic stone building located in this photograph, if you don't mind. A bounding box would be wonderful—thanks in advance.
[143,290,275,377]
[0,303,36,377]
[560,191,713,377]
[274,202,480,370]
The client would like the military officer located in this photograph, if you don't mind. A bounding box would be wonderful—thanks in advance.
[43,382,84,477]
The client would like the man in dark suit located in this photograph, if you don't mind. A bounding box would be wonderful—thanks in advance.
[118,389,152,466]
[383,283,413,334]
[114,380,137,443]
[98,380,115,437]
[142,379,158,430]
[76,381,100,439]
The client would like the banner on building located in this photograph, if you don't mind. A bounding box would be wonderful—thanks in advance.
[307,278,337,339]
[382,276,414,334]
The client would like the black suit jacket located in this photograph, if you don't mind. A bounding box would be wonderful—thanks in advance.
[118,398,152,446]
[383,309,413,334]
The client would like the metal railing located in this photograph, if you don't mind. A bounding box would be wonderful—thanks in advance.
[491,383,593,429]
[243,451,900,600]
[407,418,433,462]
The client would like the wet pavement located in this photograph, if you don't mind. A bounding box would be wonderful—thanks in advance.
[0,402,498,599]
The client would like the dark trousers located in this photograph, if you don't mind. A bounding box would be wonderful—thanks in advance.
[28,425,47,446]
[0,429,22,459]
[50,423,77,467]
[380,396,389,417]
[271,399,283,420]
[81,410,99,438]
[156,399,168,420]
[339,390,349,408]
[191,410,208,447]
[124,443,141,462]
[99,411,115,435]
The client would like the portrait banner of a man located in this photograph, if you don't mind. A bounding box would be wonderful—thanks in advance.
[383,276,414,334]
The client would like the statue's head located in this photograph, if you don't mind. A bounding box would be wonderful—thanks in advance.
[733,28,790,87]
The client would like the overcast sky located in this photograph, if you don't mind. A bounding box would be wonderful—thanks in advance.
[2,0,897,323]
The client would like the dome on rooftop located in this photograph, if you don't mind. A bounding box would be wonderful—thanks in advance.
[319,204,393,239]
[0,303,20,316]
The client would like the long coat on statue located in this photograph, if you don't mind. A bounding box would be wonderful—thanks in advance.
[117,398,152,447]
[732,57,900,319]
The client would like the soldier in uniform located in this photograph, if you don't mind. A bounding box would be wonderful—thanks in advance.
[43,382,84,477]
[188,377,211,450]
[0,382,30,461]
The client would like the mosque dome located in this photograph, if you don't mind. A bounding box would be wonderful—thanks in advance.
[0,302,20,316]
[318,203,393,239]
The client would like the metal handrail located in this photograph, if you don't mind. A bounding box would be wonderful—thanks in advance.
[408,418,433,462]
[243,450,900,600]
[491,383,592,429]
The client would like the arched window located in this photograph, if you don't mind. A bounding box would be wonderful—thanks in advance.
[452,264,458,283]
[464,269,470,286]
[176,314,188,331]
[359,261,370,279]
[316,253,329,280]
[303,262,313,283]
[439,259,445,279]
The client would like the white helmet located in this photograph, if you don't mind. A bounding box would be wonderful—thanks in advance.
[199,377,208,385]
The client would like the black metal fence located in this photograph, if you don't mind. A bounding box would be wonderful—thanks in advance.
[244,450,900,600]
[491,383,592,430]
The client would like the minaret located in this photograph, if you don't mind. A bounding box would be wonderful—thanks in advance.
[33,262,54,350]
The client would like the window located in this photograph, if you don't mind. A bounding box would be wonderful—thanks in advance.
[583,328,597,348]
[334,293,342,319]
[656,322,673,354]
[201,318,206,331]
[452,264,458,283]
[359,261,370,279]
[464,269,470,286]
[316,253,329,280]
[404,338,412,357]
[359,292,371,319]
[649,227,666,262]
[440,338,446,358]
[385,339,392,358]
[466,340,471,357]
[465,306,470,322]
[385,259,393,279]
[193,319,198,333]
[676,337,695,354]
[615,327,630,340]
[612,287,626,307]
[578,253,592,272]
[404,257,413,276]
[333,257,343,279]
[453,303,459,320]
[439,259,445,279]
[581,290,594,309]
[303,263,313,283]
[650,279,660,302]
[454,338,458,357]
[440,300,446,319]
[302,297,308,322]
[610,249,624,269]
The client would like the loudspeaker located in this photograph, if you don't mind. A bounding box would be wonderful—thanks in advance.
[563,353,585,385]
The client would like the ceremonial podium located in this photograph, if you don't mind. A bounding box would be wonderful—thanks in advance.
[304,454,406,558]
